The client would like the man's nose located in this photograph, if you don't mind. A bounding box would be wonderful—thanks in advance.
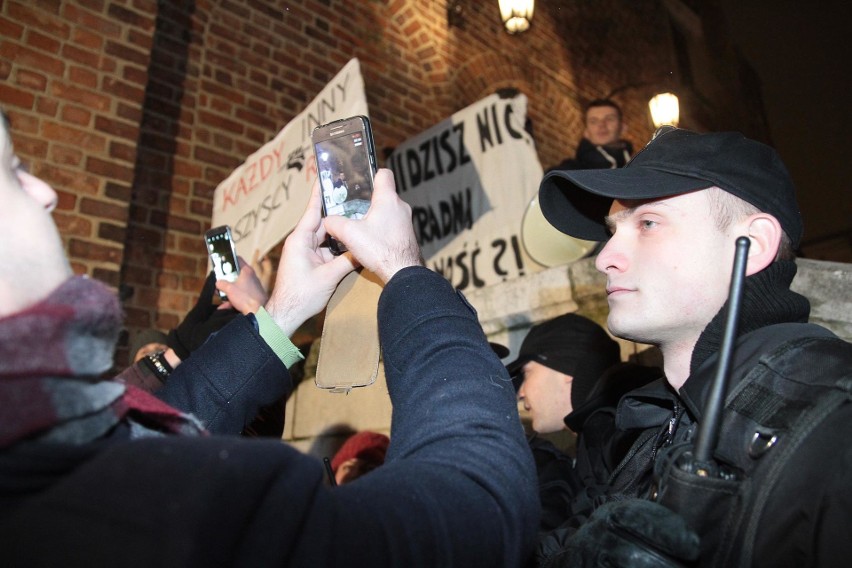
[595,237,624,273]
[18,170,58,212]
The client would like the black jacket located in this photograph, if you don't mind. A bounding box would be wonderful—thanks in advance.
[548,138,633,172]
[538,261,852,567]
[527,363,661,537]
[655,324,852,568]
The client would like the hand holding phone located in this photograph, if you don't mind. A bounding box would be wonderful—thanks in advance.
[204,225,241,299]
[321,169,423,284]
[311,115,377,255]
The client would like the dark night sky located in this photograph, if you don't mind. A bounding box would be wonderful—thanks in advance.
[719,0,851,253]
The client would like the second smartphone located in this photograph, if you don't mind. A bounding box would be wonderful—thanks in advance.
[204,225,240,300]
[311,115,377,255]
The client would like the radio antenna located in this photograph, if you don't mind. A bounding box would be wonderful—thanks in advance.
[692,236,750,472]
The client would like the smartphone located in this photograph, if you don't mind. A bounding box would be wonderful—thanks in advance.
[311,115,377,255]
[204,225,241,299]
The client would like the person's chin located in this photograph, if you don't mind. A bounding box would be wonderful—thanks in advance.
[532,421,561,436]
[606,314,645,344]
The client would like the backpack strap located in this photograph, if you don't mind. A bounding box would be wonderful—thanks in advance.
[656,333,852,567]
[733,337,852,566]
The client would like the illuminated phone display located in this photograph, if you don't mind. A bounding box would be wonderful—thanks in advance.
[204,225,240,298]
[312,116,377,255]
[314,119,375,220]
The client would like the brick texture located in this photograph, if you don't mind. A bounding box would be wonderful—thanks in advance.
[1,0,761,369]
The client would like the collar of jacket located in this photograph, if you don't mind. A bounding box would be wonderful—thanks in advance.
[679,260,811,418]
[615,377,679,430]
[575,137,633,169]
[679,321,832,422]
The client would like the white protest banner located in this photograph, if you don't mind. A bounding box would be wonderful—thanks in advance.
[211,58,369,259]
[386,93,546,291]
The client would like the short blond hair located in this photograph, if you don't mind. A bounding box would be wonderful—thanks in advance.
[706,187,795,261]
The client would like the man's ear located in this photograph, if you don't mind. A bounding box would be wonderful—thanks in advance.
[619,121,628,138]
[743,213,783,275]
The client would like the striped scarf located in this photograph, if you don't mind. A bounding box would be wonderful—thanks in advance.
[0,276,204,448]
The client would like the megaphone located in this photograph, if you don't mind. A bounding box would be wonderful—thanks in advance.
[520,193,598,267]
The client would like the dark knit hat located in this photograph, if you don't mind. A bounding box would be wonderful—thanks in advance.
[129,328,168,359]
[330,431,390,473]
[539,126,803,247]
[506,313,621,409]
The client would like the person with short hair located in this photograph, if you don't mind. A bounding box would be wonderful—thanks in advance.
[549,99,632,172]
[534,126,852,566]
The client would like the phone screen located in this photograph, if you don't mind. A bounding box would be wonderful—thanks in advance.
[313,119,375,221]
[206,227,240,288]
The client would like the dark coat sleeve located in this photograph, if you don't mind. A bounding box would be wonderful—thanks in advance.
[157,314,292,435]
[133,264,540,565]
[335,265,540,567]
[132,267,540,565]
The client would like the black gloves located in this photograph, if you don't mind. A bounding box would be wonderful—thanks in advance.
[538,499,699,568]
[166,272,239,360]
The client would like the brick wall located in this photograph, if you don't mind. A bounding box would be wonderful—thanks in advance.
[2,0,749,368]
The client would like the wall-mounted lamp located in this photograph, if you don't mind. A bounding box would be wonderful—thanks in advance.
[649,92,680,127]
[499,0,534,34]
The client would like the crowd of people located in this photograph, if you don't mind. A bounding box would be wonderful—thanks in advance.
[2,95,850,567]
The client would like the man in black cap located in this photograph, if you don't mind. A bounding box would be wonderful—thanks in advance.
[507,313,621,436]
[506,313,661,538]
[533,126,852,567]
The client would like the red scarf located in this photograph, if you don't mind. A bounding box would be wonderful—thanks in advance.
[0,276,204,448]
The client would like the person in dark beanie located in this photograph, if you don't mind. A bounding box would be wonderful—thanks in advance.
[506,314,657,538]
[128,328,169,363]
[507,313,621,436]
[534,126,852,567]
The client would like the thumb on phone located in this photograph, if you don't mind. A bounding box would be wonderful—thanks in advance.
[323,169,423,283]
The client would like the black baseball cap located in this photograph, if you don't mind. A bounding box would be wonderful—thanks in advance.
[539,127,803,247]
[506,313,621,409]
